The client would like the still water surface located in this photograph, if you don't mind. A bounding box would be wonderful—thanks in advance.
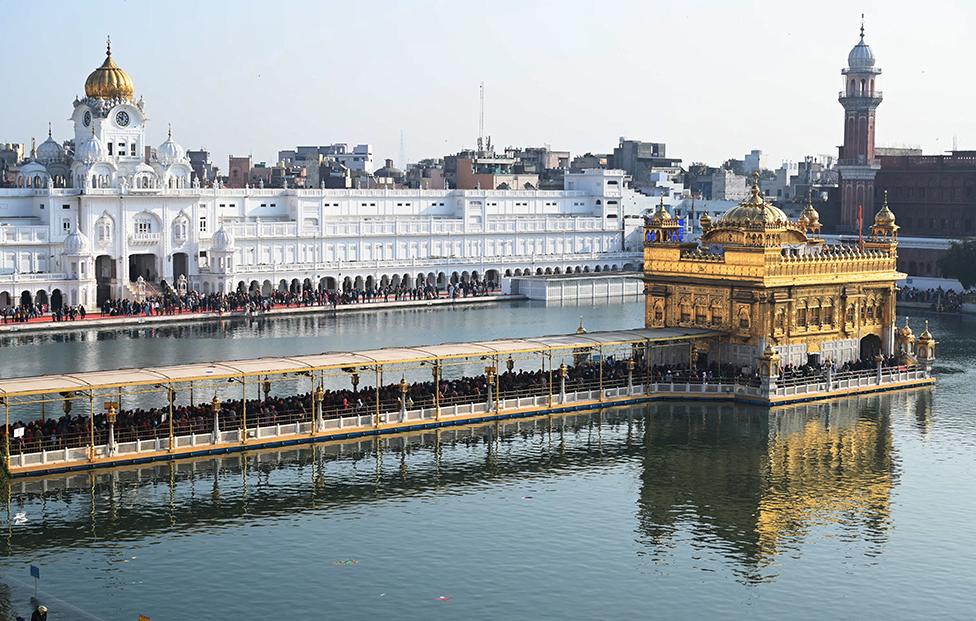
[1,301,974,620]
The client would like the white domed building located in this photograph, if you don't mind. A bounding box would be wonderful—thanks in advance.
[0,38,667,312]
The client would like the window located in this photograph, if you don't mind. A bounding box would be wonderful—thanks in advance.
[136,220,151,234]
[62,204,70,210]
[97,218,112,242]
[130,144,136,156]
[62,218,71,232]
[199,216,208,233]
[107,143,113,156]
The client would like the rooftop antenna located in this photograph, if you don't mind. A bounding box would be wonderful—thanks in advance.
[478,81,485,153]
[400,129,406,168]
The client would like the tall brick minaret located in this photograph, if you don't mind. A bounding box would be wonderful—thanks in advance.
[837,17,882,232]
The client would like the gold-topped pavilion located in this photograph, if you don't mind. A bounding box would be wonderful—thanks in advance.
[643,184,904,370]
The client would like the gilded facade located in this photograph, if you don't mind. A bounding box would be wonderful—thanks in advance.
[643,184,903,368]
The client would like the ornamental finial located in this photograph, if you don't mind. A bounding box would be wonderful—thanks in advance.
[168,123,172,140]
[106,35,112,57]
[859,14,865,40]
[48,122,52,138]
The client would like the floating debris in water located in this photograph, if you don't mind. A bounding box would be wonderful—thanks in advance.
[435,595,452,601]
[13,512,27,525]
[334,559,358,566]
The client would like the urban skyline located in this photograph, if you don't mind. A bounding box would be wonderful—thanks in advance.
[3,0,973,169]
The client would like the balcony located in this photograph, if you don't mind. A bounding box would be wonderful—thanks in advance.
[128,232,161,245]
[0,226,49,244]
[838,90,883,106]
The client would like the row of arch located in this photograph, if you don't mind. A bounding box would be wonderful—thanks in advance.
[222,270,496,296]
[0,289,66,310]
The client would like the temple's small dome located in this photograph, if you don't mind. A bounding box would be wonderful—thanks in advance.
[211,226,235,250]
[157,127,186,166]
[76,130,108,164]
[63,230,91,255]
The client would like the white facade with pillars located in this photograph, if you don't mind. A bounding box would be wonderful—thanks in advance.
[0,43,646,310]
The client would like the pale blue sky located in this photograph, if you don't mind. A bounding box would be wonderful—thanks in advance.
[3,0,973,170]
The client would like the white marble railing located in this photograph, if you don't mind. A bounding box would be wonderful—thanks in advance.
[0,272,69,284]
[224,251,640,275]
[0,226,49,244]
[227,216,613,239]
[128,232,162,244]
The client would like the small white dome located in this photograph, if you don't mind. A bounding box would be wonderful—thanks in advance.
[135,162,156,174]
[211,226,234,251]
[76,131,108,165]
[157,126,186,166]
[63,230,91,255]
[848,31,876,70]
[37,132,64,164]
[19,160,48,176]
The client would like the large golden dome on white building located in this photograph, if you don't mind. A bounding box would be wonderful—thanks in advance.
[84,38,134,100]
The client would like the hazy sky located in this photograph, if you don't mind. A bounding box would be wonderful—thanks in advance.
[3,0,973,170]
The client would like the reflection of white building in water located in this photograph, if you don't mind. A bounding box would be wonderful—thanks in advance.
[0,42,647,310]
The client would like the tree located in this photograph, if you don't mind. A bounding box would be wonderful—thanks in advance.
[937,240,976,289]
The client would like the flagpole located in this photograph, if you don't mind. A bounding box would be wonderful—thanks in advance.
[858,204,864,250]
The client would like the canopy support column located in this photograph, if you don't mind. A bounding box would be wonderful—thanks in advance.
[88,392,95,462]
[598,346,604,402]
[241,376,247,444]
[374,366,382,429]
[167,387,175,453]
[546,352,553,408]
[432,361,441,421]
[3,398,8,472]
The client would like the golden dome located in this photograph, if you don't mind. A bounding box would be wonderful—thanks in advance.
[898,317,914,339]
[649,197,674,226]
[801,200,820,228]
[719,184,789,226]
[85,38,134,100]
[875,191,896,227]
[918,320,933,342]
[699,212,712,229]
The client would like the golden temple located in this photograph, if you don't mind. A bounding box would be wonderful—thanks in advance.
[641,182,931,372]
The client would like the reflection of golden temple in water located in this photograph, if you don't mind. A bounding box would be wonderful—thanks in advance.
[636,389,930,575]
[4,388,932,575]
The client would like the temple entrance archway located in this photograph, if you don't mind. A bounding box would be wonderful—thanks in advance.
[128,254,157,283]
[173,252,189,283]
[96,255,116,305]
[859,334,882,361]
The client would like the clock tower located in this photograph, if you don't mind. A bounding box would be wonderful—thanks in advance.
[71,38,148,175]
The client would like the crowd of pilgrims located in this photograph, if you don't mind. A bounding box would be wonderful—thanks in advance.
[777,353,908,384]
[897,286,967,313]
[5,351,909,454]
[98,280,496,317]
[0,302,90,323]
[9,357,626,453]
[0,281,497,324]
